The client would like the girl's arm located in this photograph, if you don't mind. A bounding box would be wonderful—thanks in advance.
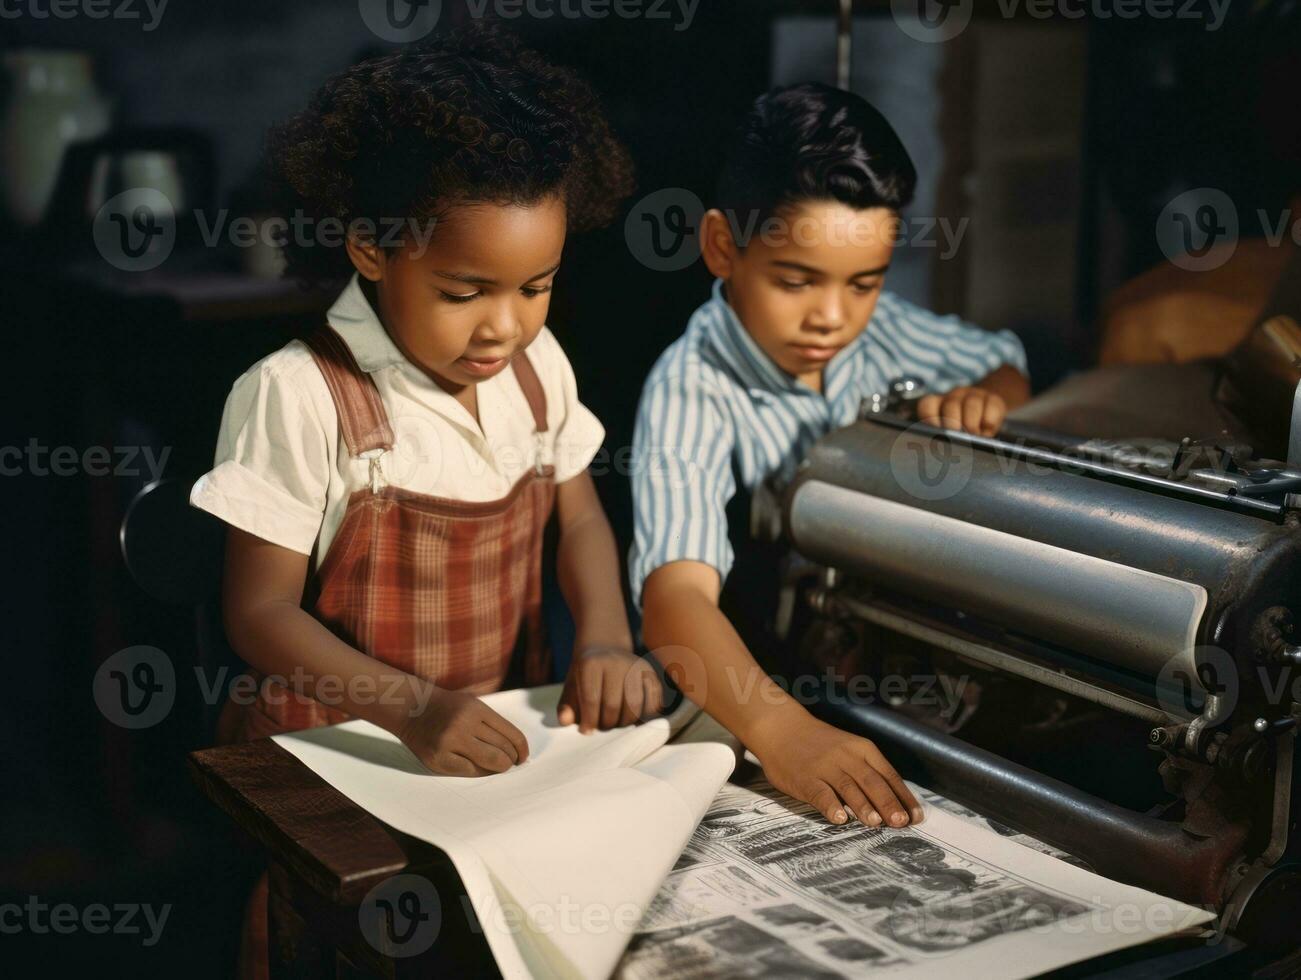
[222,527,529,774]
[552,471,662,731]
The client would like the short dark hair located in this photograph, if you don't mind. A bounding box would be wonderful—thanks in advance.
[266,25,634,284]
[715,83,917,241]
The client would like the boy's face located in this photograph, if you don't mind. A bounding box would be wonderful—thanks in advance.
[348,196,567,391]
[702,200,897,387]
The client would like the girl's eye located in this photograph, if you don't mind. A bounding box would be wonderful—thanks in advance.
[521,284,553,299]
[439,290,480,304]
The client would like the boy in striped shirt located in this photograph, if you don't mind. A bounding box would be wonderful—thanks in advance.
[630,83,1029,830]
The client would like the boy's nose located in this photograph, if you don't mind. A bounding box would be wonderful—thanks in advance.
[806,302,845,332]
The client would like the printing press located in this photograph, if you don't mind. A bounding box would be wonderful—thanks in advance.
[771,319,1301,966]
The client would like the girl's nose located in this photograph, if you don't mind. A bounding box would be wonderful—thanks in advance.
[476,303,521,344]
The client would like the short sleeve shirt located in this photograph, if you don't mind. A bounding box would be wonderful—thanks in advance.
[628,278,1027,606]
[191,274,606,567]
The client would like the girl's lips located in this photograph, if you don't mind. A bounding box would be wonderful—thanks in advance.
[790,344,841,363]
[456,354,510,377]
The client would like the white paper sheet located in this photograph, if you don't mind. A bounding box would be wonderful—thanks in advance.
[274,685,738,980]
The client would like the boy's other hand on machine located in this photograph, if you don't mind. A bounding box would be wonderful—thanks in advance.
[400,686,530,776]
[558,647,665,732]
[917,386,1007,437]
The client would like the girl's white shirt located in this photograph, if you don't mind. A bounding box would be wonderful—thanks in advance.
[191,274,606,566]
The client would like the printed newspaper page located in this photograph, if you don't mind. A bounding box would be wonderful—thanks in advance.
[615,777,1213,980]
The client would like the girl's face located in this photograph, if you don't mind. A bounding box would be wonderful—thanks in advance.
[349,196,568,392]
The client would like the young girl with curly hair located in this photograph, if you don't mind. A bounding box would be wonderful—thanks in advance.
[190,29,647,975]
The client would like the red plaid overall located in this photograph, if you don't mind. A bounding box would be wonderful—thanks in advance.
[225,324,556,741]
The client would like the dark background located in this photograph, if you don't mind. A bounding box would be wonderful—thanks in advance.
[1,0,1298,974]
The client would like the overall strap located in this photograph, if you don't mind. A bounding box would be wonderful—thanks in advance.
[302,325,395,457]
[510,351,549,433]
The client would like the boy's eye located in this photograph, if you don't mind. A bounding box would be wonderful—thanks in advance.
[439,290,480,304]
[777,279,811,291]
[851,281,882,295]
[521,284,553,299]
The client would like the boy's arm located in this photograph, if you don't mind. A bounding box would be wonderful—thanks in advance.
[641,560,922,829]
[222,527,529,774]
[552,471,661,732]
[631,372,917,826]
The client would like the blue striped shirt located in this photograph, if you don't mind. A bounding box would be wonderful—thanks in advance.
[628,278,1027,606]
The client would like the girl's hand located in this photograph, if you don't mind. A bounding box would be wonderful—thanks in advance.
[750,711,923,828]
[399,687,530,776]
[557,647,664,732]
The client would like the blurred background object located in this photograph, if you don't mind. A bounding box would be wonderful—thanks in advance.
[1,48,113,227]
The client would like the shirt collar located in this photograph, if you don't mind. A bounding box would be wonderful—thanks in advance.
[325,273,409,374]
[705,278,800,394]
[323,273,493,441]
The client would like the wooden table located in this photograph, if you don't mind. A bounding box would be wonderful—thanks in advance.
[189,738,500,978]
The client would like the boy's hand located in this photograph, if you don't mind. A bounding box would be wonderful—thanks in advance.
[399,687,529,777]
[751,712,923,828]
[558,647,664,732]
[917,386,1006,437]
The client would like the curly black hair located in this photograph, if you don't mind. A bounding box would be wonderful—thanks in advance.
[266,26,635,284]
[716,83,916,245]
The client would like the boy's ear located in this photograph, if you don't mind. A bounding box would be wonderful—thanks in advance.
[345,233,385,282]
[700,209,740,279]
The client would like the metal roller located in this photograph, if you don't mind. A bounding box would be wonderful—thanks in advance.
[783,420,1301,683]
[789,479,1207,680]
